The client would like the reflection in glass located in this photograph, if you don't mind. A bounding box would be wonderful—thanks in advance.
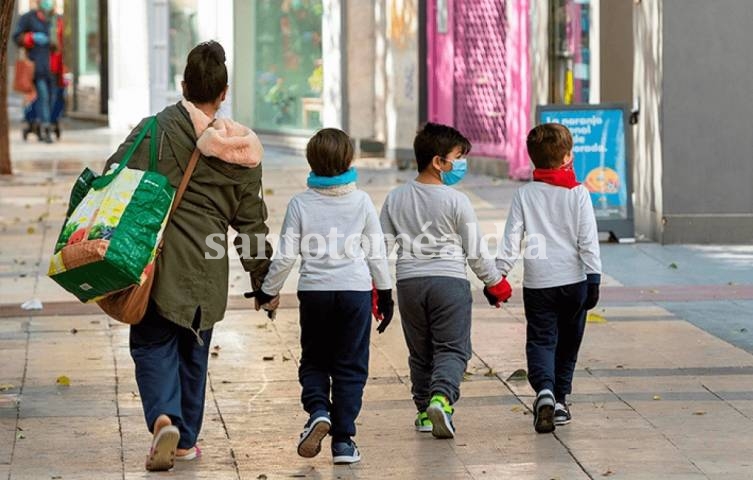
[254,0,323,132]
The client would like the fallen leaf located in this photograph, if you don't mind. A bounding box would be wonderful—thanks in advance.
[213,345,222,351]
[506,369,528,381]
[616,365,624,369]
[264,188,274,196]
[16,431,25,440]
[602,470,614,477]
[462,371,473,381]
[262,356,275,361]
[653,395,661,401]
[70,328,78,335]
[56,375,71,386]
[90,320,100,324]
[587,312,607,324]
[221,380,232,384]
[740,328,748,333]
[257,474,268,480]
[26,226,35,234]
[256,323,268,329]
[282,355,291,362]
[483,368,496,377]
[510,405,523,413]
[693,411,706,416]
[210,352,219,358]
[131,391,139,398]
[668,262,678,269]
[0,384,15,391]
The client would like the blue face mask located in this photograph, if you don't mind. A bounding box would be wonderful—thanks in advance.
[40,0,54,11]
[440,158,467,186]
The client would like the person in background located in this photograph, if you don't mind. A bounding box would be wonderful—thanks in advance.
[13,0,63,143]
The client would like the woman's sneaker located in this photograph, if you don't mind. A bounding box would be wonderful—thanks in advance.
[415,411,433,432]
[533,389,556,433]
[297,412,331,458]
[332,439,361,465]
[554,402,571,426]
[426,394,455,439]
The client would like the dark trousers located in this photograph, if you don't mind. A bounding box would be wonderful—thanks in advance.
[523,281,588,402]
[397,277,473,411]
[130,305,212,449]
[298,290,371,441]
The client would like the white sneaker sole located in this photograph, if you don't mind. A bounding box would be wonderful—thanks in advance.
[333,451,361,465]
[426,403,455,439]
[415,424,433,433]
[554,416,571,426]
[297,418,331,458]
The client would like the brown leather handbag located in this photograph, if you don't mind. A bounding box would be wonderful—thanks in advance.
[13,50,35,94]
[96,147,201,324]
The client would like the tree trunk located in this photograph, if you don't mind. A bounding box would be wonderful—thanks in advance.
[0,0,17,175]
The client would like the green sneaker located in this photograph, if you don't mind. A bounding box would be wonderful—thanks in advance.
[414,411,433,432]
[426,394,455,439]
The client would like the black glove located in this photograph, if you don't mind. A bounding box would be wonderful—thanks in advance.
[583,274,600,311]
[375,289,394,334]
[243,290,277,319]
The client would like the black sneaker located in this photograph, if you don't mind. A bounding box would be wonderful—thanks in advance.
[554,402,571,426]
[332,439,361,465]
[533,389,555,433]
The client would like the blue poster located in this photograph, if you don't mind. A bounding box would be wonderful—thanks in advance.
[538,107,628,220]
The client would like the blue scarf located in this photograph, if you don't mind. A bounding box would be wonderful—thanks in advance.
[307,168,358,188]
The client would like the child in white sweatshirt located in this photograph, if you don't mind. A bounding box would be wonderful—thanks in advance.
[496,123,602,433]
[255,128,393,465]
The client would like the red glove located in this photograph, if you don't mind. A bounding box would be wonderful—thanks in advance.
[483,278,512,308]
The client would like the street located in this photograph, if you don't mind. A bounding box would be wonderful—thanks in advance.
[1,117,753,479]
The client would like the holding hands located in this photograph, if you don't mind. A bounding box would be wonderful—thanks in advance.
[244,289,279,320]
[371,287,395,334]
[483,277,512,308]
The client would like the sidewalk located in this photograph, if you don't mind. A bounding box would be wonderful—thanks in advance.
[1,120,753,479]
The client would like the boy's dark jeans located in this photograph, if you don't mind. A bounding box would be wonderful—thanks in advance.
[130,305,212,449]
[397,277,473,411]
[298,290,371,441]
[523,281,588,402]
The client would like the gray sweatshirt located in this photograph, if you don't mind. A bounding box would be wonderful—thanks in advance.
[261,189,392,295]
[379,180,502,285]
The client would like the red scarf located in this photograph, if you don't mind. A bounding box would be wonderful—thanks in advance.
[533,166,580,189]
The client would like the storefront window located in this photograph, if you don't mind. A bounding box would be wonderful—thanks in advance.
[550,0,597,104]
[253,0,323,132]
[169,0,199,92]
[77,0,99,75]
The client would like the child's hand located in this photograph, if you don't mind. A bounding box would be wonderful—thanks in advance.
[372,287,395,334]
[483,278,512,308]
[243,290,279,320]
[584,274,600,310]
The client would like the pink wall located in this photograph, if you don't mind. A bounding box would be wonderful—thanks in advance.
[427,0,531,180]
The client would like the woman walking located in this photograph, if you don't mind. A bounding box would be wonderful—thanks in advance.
[104,41,272,471]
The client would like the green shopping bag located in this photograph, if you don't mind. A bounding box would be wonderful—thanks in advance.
[48,117,175,302]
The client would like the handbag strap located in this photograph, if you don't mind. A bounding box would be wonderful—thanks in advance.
[92,116,157,189]
[157,147,200,251]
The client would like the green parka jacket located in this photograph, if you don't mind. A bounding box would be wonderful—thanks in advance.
[104,102,272,331]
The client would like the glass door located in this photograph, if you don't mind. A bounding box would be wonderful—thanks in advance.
[549,0,599,104]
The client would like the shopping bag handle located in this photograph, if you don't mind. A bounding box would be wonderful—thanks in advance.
[92,117,157,190]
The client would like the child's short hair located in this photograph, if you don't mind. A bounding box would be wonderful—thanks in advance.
[526,123,573,169]
[413,122,472,172]
[306,128,354,176]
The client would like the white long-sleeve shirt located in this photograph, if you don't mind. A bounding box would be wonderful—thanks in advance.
[496,183,601,289]
[261,189,392,295]
[380,180,502,285]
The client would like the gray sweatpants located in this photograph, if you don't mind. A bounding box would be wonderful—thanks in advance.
[396,276,473,411]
